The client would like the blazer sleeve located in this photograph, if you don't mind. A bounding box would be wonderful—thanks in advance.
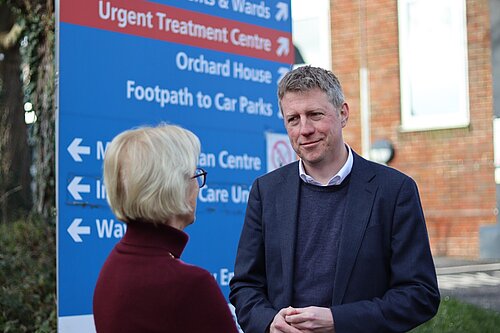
[332,177,440,333]
[229,178,278,333]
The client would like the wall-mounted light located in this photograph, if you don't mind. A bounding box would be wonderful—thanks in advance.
[370,139,395,165]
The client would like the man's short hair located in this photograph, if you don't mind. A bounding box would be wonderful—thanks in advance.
[103,123,200,223]
[277,65,345,112]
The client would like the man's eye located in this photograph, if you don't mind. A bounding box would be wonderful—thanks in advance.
[287,117,298,124]
[310,113,323,119]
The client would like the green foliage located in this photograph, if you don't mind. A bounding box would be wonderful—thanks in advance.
[0,217,56,332]
[411,296,500,333]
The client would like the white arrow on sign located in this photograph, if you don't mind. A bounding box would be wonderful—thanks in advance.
[277,67,290,84]
[275,2,289,22]
[67,138,91,162]
[67,176,91,200]
[67,218,91,243]
[276,37,290,57]
[276,67,291,119]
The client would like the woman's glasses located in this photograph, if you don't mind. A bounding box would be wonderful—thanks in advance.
[192,168,207,188]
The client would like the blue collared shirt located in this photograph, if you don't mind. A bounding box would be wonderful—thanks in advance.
[298,144,353,186]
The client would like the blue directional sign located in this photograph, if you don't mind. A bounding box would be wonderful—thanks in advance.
[57,0,293,331]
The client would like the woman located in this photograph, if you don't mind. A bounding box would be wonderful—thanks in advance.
[93,124,238,333]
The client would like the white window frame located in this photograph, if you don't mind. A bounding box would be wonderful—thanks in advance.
[398,0,470,131]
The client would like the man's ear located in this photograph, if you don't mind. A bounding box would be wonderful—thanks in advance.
[340,103,349,127]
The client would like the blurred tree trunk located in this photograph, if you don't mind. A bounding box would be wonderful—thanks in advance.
[0,4,31,222]
[23,0,56,219]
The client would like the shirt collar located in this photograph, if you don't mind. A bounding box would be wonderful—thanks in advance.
[298,144,353,186]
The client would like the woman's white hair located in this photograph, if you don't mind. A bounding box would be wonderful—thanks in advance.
[103,123,200,223]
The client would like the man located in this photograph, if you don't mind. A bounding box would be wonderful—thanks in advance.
[229,66,440,333]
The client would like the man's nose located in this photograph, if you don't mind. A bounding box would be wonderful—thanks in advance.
[299,118,315,136]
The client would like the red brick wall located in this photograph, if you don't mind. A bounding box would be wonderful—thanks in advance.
[331,0,495,258]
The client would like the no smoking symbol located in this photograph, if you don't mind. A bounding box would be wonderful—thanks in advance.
[271,140,293,169]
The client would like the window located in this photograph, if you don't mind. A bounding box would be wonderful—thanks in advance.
[292,0,331,69]
[398,0,469,131]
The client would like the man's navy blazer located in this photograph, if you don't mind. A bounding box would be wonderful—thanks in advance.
[229,151,440,333]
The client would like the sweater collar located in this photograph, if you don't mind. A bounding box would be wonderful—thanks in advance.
[121,220,189,259]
